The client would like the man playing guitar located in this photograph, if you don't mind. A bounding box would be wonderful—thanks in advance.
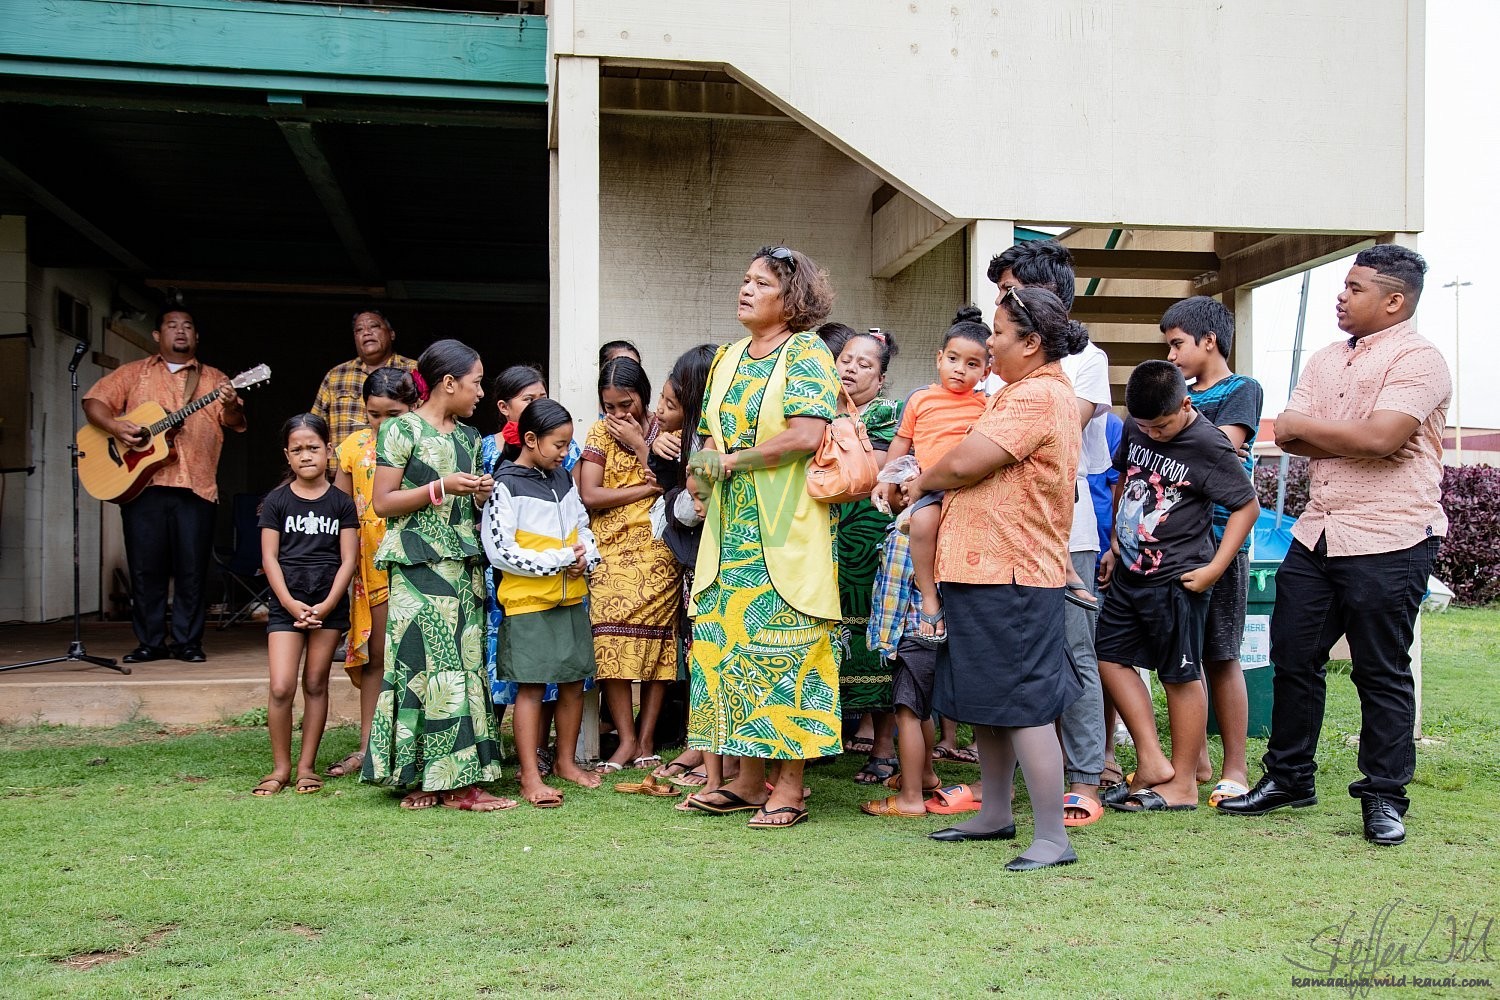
[83,308,245,663]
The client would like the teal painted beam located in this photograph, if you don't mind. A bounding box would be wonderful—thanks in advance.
[0,0,547,103]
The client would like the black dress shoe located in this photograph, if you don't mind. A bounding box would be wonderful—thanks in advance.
[928,824,1017,842]
[122,645,170,664]
[1215,774,1317,816]
[1362,797,1406,846]
[1006,848,1079,872]
[174,646,207,663]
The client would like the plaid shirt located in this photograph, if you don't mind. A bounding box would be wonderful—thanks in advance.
[866,524,924,658]
[311,354,417,446]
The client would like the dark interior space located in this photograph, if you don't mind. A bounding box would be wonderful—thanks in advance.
[0,80,552,544]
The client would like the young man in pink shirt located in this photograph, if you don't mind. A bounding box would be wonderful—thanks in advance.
[1218,245,1450,847]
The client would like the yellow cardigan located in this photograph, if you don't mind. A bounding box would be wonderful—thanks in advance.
[692,337,840,621]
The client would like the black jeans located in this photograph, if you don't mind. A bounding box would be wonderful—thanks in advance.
[120,486,217,651]
[1262,533,1437,813]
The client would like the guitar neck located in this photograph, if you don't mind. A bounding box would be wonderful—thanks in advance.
[146,388,222,435]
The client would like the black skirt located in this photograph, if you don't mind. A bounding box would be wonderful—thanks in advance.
[932,581,1081,728]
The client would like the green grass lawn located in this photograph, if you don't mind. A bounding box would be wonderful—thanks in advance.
[3,609,1497,999]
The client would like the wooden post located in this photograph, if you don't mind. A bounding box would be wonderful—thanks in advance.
[550,54,602,763]
[966,220,1015,313]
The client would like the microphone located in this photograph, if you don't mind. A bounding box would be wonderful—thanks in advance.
[68,340,88,373]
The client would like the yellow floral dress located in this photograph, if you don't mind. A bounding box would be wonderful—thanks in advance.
[581,419,681,681]
[336,427,386,682]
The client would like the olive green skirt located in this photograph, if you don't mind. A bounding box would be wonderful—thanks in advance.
[499,602,597,685]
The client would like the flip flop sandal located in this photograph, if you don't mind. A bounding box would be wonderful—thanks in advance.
[536,747,555,778]
[667,768,709,788]
[441,786,519,812]
[324,752,365,778]
[684,788,764,814]
[295,776,324,795]
[747,806,809,829]
[632,755,663,769]
[1065,587,1099,612]
[883,773,940,793]
[860,797,928,818]
[924,783,982,815]
[655,760,694,779]
[853,756,899,785]
[1062,791,1104,827]
[525,789,565,809]
[844,737,876,755]
[594,761,624,774]
[1107,789,1197,813]
[931,744,980,764]
[912,609,947,648]
[399,790,439,811]
[1208,779,1251,808]
[251,776,287,797]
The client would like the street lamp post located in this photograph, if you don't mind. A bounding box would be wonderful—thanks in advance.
[1443,277,1471,465]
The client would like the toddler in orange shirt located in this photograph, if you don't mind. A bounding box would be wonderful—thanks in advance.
[873,306,991,646]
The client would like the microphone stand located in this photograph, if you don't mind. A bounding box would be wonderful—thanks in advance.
[0,340,129,673]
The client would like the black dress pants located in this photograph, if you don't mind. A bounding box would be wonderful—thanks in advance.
[1262,533,1438,814]
[120,486,217,651]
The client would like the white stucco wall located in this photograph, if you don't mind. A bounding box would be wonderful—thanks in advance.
[599,116,965,409]
[557,0,1424,234]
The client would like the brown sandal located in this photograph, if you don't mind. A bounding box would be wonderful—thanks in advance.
[325,751,365,778]
[252,776,287,796]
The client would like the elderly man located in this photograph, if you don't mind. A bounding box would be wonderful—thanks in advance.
[1219,245,1450,847]
[311,309,416,445]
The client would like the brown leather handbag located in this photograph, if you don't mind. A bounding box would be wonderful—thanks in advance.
[805,386,879,503]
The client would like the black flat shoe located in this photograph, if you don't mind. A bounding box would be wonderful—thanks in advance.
[928,824,1016,842]
[1006,848,1079,872]
[1215,774,1317,816]
[1362,797,1406,846]
[174,646,207,663]
[122,645,170,663]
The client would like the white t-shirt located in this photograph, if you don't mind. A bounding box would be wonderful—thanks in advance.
[985,342,1112,552]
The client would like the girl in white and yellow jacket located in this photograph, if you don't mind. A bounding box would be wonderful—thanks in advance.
[481,399,603,806]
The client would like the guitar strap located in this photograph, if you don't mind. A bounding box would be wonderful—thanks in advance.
[182,362,201,410]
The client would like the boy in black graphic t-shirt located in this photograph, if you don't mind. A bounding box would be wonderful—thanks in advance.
[1097,361,1259,812]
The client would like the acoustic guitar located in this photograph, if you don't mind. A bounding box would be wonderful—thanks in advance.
[77,364,272,503]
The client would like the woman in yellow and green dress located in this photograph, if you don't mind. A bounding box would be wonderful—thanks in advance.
[327,366,420,779]
[685,245,842,830]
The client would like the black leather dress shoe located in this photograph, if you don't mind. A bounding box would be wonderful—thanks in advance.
[174,646,207,663]
[928,824,1017,843]
[1006,848,1079,872]
[1362,797,1406,845]
[1215,774,1317,816]
[122,645,170,664]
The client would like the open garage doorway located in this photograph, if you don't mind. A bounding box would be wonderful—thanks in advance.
[0,84,552,614]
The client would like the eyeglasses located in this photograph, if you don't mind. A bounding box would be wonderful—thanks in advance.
[766,246,798,273]
[1002,286,1034,326]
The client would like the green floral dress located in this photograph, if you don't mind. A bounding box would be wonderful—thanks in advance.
[835,395,900,712]
[361,412,503,792]
[688,333,844,760]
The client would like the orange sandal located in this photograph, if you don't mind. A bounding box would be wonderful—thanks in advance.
[1062,791,1104,827]
[924,783,981,814]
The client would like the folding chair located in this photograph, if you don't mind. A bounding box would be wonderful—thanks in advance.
[215,492,270,629]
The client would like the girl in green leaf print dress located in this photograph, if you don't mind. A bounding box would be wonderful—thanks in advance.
[361,340,512,813]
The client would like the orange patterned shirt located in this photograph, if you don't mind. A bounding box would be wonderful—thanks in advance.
[935,363,1081,587]
[1286,319,1451,556]
[83,354,242,504]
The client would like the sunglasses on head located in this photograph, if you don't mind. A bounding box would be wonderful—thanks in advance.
[765,246,798,273]
[1003,286,1034,326]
